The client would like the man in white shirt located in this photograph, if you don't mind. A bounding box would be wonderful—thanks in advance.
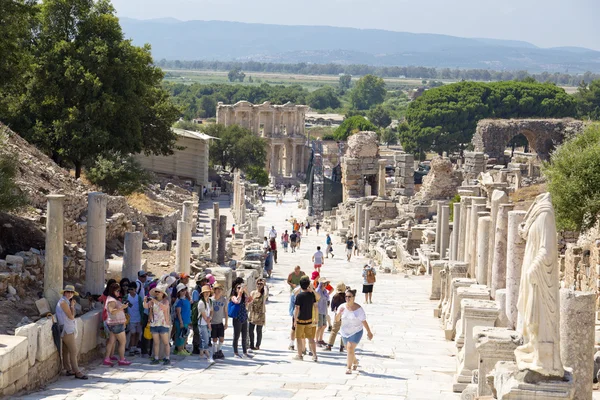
[312,246,324,273]
[269,226,277,239]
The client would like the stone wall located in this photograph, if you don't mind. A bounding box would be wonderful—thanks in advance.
[414,157,462,202]
[462,152,485,182]
[341,131,380,201]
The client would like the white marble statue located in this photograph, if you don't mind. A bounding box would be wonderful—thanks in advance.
[515,192,564,377]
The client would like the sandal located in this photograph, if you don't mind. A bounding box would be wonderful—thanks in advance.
[65,371,75,376]
[352,361,358,370]
[75,373,88,380]
[345,368,352,375]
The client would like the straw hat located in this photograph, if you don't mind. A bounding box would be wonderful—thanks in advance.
[318,276,329,284]
[60,285,79,296]
[176,283,188,293]
[336,282,346,292]
[200,285,212,295]
[212,283,223,291]
[150,283,169,297]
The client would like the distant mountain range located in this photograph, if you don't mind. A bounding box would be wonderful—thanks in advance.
[119,18,600,73]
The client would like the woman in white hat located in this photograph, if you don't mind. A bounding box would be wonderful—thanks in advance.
[56,285,87,379]
[144,283,172,365]
[248,278,267,350]
[197,284,214,364]
[174,283,192,356]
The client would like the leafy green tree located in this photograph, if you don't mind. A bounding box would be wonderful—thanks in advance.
[350,75,386,110]
[339,74,352,93]
[307,86,341,110]
[228,68,245,82]
[174,120,202,131]
[205,124,267,172]
[544,123,600,231]
[245,165,269,186]
[367,105,392,128]
[86,151,152,196]
[333,115,376,141]
[575,80,600,120]
[380,128,398,147]
[9,0,180,178]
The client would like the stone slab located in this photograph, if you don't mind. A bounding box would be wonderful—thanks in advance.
[35,317,58,362]
[0,335,28,373]
[79,309,101,355]
[14,323,39,367]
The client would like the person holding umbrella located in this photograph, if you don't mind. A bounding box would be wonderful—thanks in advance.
[56,285,88,379]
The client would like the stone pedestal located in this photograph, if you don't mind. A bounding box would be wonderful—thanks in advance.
[476,215,491,285]
[454,286,491,349]
[430,260,446,300]
[85,192,107,296]
[450,203,461,261]
[210,218,218,262]
[474,327,521,397]
[506,211,526,330]
[491,204,514,299]
[487,190,508,287]
[444,278,477,340]
[44,195,65,310]
[441,262,469,324]
[453,299,499,393]
[440,205,450,259]
[250,213,259,236]
[466,197,486,266]
[377,159,387,199]
[182,201,195,235]
[175,221,191,274]
[123,232,143,281]
[559,289,595,400]
[218,215,227,264]
[491,361,574,400]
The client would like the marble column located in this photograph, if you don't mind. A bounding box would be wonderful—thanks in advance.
[363,208,370,245]
[182,201,194,235]
[292,145,297,177]
[123,231,143,281]
[213,202,220,227]
[494,288,510,327]
[210,218,218,262]
[476,215,491,285]
[217,215,227,264]
[175,221,191,274]
[85,192,107,296]
[430,260,446,300]
[457,197,471,262]
[469,205,488,278]
[435,201,443,254]
[44,194,65,309]
[505,210,526,330]
[487,190,508,287]
[560,289,595,400]
[491,203,513,299]
[440,205,450,259]
[450,202,461,261]
[270,146,277,176]
[466,197,486,266]
[355,202,363,239]
[250,213,258,236]
[377,159,387,199]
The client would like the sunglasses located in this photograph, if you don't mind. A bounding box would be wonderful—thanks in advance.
[257,282,264,285]
[345,295,353,298]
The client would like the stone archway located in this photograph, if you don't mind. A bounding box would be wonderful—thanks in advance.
[472,119,584,163]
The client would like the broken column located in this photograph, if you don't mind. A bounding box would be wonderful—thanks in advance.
[44,194,65,309]
[363,207,370,245]
[469,206,488,278]
[218,215,227,264]
[377,159,387,199]
[450,202,461,261]
[435,201,443,255]
[354,202,363,238]
[474,327,520,397]
[505,210,526,330]
[213,202,220,233]
[250,212,258,236]
[175,221,191,274]
[560,289,595,400]
[210,218,218,263]
[476,215,491,285]
[85,192,107,296]
[123,231,143,281]
[430,260,446,300]
[182,201,195,235]
[487,190,508,286]
[491,203,513,299]
[457,197,471,262]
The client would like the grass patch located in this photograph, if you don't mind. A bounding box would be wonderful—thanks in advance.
[509,183,546,204]
[126,193,175,216]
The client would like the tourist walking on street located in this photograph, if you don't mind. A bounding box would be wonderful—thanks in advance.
[191,274,208,354]
[336,289,374,374]
[56,285,88,379]
[296,229,302,249]
[324,283,346,352]
[293,276,320,362]
[287,265,306,292]
[197,284,215,364]
[353,235,360,257]
[269,237,278,263]
[315,277,331,347]
[104,283,132,366]
[126,282,143,356]
[230,279,253,358]
[315,221,321,235]
[263,236,270,253]
[346,236,355,261]
[312,246,324,272]
[281,230,289,252]
[290,230,298,253]
[264,248,274,278]
[144,283,172,365]
[248,278,267,350]
[174,283,192,356]
[362,264,377,304]
[269,226,277,239]
[325,234,334,258]
[210,284,228,359]
[288,285,302,351]
[305,221,310,235]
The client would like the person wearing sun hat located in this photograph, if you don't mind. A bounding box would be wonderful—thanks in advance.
[174,283,192,356]
[324,282,347,352]
[191,273,208,354]
[210,283,228,359]
[144,282,172,365]
[197,284,215,364]
[56,285,88,379]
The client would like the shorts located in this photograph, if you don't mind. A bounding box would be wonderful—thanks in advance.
[290,242,297,247]
[346,248,353,256]
[314,264,322,270]
[283,242,289,248]
[107,324,125,334]
[211,323,225,339]
[295,323,316,340]
[342,329,363,345]
[291,317,295,331]
[362,284,374,293]
[128,322,142,334]
[317,314,327,327]
[150,326,169,334]
[200,324,210,350]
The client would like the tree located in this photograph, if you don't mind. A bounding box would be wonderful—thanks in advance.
[339,74,352,93]
[575,80,600,120]
[380,128,398,147]
[86,151,152,196]
[205,124,267,172]
[544,123,600,231]
[9,0,180,178]
[307,86,341,110]
[350,75,386,110]
[245,165,269,187]
[333,116,377,141]
[367,105,392,128]
[228,68,245,82]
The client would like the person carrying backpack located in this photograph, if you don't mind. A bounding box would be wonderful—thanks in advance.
[362,264,377,304]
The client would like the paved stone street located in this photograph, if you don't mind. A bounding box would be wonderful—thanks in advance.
[21,194,459,400]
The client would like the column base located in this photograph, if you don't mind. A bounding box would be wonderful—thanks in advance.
[460,384,478,400]
[491,361,574,400]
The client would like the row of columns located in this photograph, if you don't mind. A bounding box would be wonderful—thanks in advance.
[269,143,305,178]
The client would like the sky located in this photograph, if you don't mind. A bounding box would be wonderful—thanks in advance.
[110,0,600,51]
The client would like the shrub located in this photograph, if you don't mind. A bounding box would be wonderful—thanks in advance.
[245,165,269,187]
[0,153,28,212]
[86,152,152,196]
